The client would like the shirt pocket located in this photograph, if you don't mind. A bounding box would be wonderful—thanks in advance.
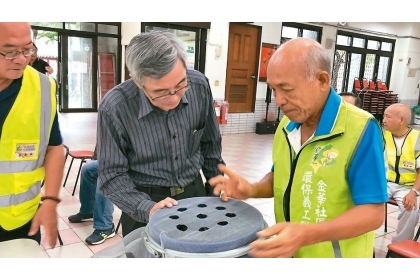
[189,125,206,157]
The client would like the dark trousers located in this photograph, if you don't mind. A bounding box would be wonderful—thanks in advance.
[121,175,206,237]
[0,218,41,244]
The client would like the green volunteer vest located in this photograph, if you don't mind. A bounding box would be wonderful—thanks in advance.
[272,102,376,258]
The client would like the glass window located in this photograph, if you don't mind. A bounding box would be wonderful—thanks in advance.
[381,42,392,52]
[302,29,318,40]
[336,35,350,46]
[30,22,62,28]
[367,40,380,50]
[352,37,365,48]
[347,53,362,92]
[282,26,298,39]
[144,26,196,69]
[98,24,118,35]
[377,56,390,82]
[65,22,95,32]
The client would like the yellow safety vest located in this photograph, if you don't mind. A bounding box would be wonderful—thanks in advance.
[0,66,56,230]
[384,129,420,186]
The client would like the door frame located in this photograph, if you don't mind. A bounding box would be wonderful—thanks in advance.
[224,22,262,113]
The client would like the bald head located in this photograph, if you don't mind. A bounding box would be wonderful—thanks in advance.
[0,22,31,42]
[383,103,412,134]
[386,103,411,123]
[269,37,331,81]
[0,22,33,88]
[265,37,332,125]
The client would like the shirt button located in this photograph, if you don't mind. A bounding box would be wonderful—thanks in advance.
[173,135,176,139]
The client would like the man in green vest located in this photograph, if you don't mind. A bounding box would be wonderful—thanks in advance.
[383,103,420,242]
[0,22,65,248]
[209,37,388,258]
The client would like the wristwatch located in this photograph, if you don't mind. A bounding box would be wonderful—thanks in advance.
[411,188,420,196]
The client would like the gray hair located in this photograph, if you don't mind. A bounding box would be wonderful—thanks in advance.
[125,30,188,86]
[304,44,331,81]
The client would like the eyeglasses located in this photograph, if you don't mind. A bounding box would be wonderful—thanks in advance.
[0,48,37,60]
[144,84,189,101]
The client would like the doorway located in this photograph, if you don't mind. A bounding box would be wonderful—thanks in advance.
[224,23,261,113]
[60,35,97,112]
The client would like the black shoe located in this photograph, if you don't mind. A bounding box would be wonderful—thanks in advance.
[85,226,116,245]
[68,213,93,223]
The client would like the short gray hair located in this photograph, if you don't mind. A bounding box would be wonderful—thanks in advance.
[125,30,188,86]
[305,44,331,80]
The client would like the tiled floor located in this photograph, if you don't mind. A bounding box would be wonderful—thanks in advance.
[29,112,409,257]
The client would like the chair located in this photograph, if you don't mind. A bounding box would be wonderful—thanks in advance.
[62,145,94,196]
[353,77,362,94]
[384,198,398,233]
[386,226,420,257]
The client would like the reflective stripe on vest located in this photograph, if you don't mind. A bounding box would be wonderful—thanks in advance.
[0,71,52,173]
[0,182,41,207]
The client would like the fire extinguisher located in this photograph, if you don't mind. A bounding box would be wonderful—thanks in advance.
[220,100,229,124]
[214,101,221,124]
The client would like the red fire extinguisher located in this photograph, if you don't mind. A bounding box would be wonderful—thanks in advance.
[214,101,221,124]
[220,100,229,125]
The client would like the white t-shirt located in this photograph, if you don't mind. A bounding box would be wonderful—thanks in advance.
[394,136,420,169]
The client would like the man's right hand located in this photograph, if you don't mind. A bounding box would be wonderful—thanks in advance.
[208,164,254,201]
[149,197,178,220]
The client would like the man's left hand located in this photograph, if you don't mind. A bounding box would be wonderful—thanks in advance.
[29,200,59,248]
[402,190,418,210]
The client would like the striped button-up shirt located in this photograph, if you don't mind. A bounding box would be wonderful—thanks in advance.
[97,69,225,223]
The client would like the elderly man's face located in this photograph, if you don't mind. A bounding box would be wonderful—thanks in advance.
[0,23,32,81]
[383,106,403,132]
[267,51,329,124]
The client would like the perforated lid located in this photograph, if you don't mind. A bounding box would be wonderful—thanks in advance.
[146,197,265,253]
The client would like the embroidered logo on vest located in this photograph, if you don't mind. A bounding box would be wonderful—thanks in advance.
[311,144,340,173]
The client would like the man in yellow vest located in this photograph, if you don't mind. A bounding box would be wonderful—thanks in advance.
[383,103,420,242]
[209,38,388,258]
[0,22,65,248]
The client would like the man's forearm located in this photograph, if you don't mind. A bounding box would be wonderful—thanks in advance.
[252,171,275,198]
[303,203,384,246]
[43,144,65,197]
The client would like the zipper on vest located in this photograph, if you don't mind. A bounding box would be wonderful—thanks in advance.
[392,133,409,184]
[282,128,344,222]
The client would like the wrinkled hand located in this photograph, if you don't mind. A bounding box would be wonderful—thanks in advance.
[149,197,178,219]
[249,222,307,258]
[208,164,254,201]
[403,191,418,211]
[29,201,58,248]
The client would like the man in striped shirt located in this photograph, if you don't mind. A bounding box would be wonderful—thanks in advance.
[97,31,225,237]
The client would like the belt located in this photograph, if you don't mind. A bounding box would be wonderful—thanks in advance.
[138,185,185,197]
[137,174,202,197]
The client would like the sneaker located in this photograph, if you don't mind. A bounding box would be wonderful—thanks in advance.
[68,213,93,223]
[85,226,116,245]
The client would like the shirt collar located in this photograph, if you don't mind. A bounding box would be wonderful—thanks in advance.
[285,86,341,136]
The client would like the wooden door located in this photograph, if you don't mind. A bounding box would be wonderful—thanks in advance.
[225,23,261,113]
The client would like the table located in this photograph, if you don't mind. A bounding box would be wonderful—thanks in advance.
[0,239,48,258]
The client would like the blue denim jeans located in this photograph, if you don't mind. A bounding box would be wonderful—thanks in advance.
[79,160,114,231]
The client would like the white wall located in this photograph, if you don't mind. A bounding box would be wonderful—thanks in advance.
[121,22,420,104]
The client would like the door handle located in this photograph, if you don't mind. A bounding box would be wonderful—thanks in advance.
[251,75,256,79]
